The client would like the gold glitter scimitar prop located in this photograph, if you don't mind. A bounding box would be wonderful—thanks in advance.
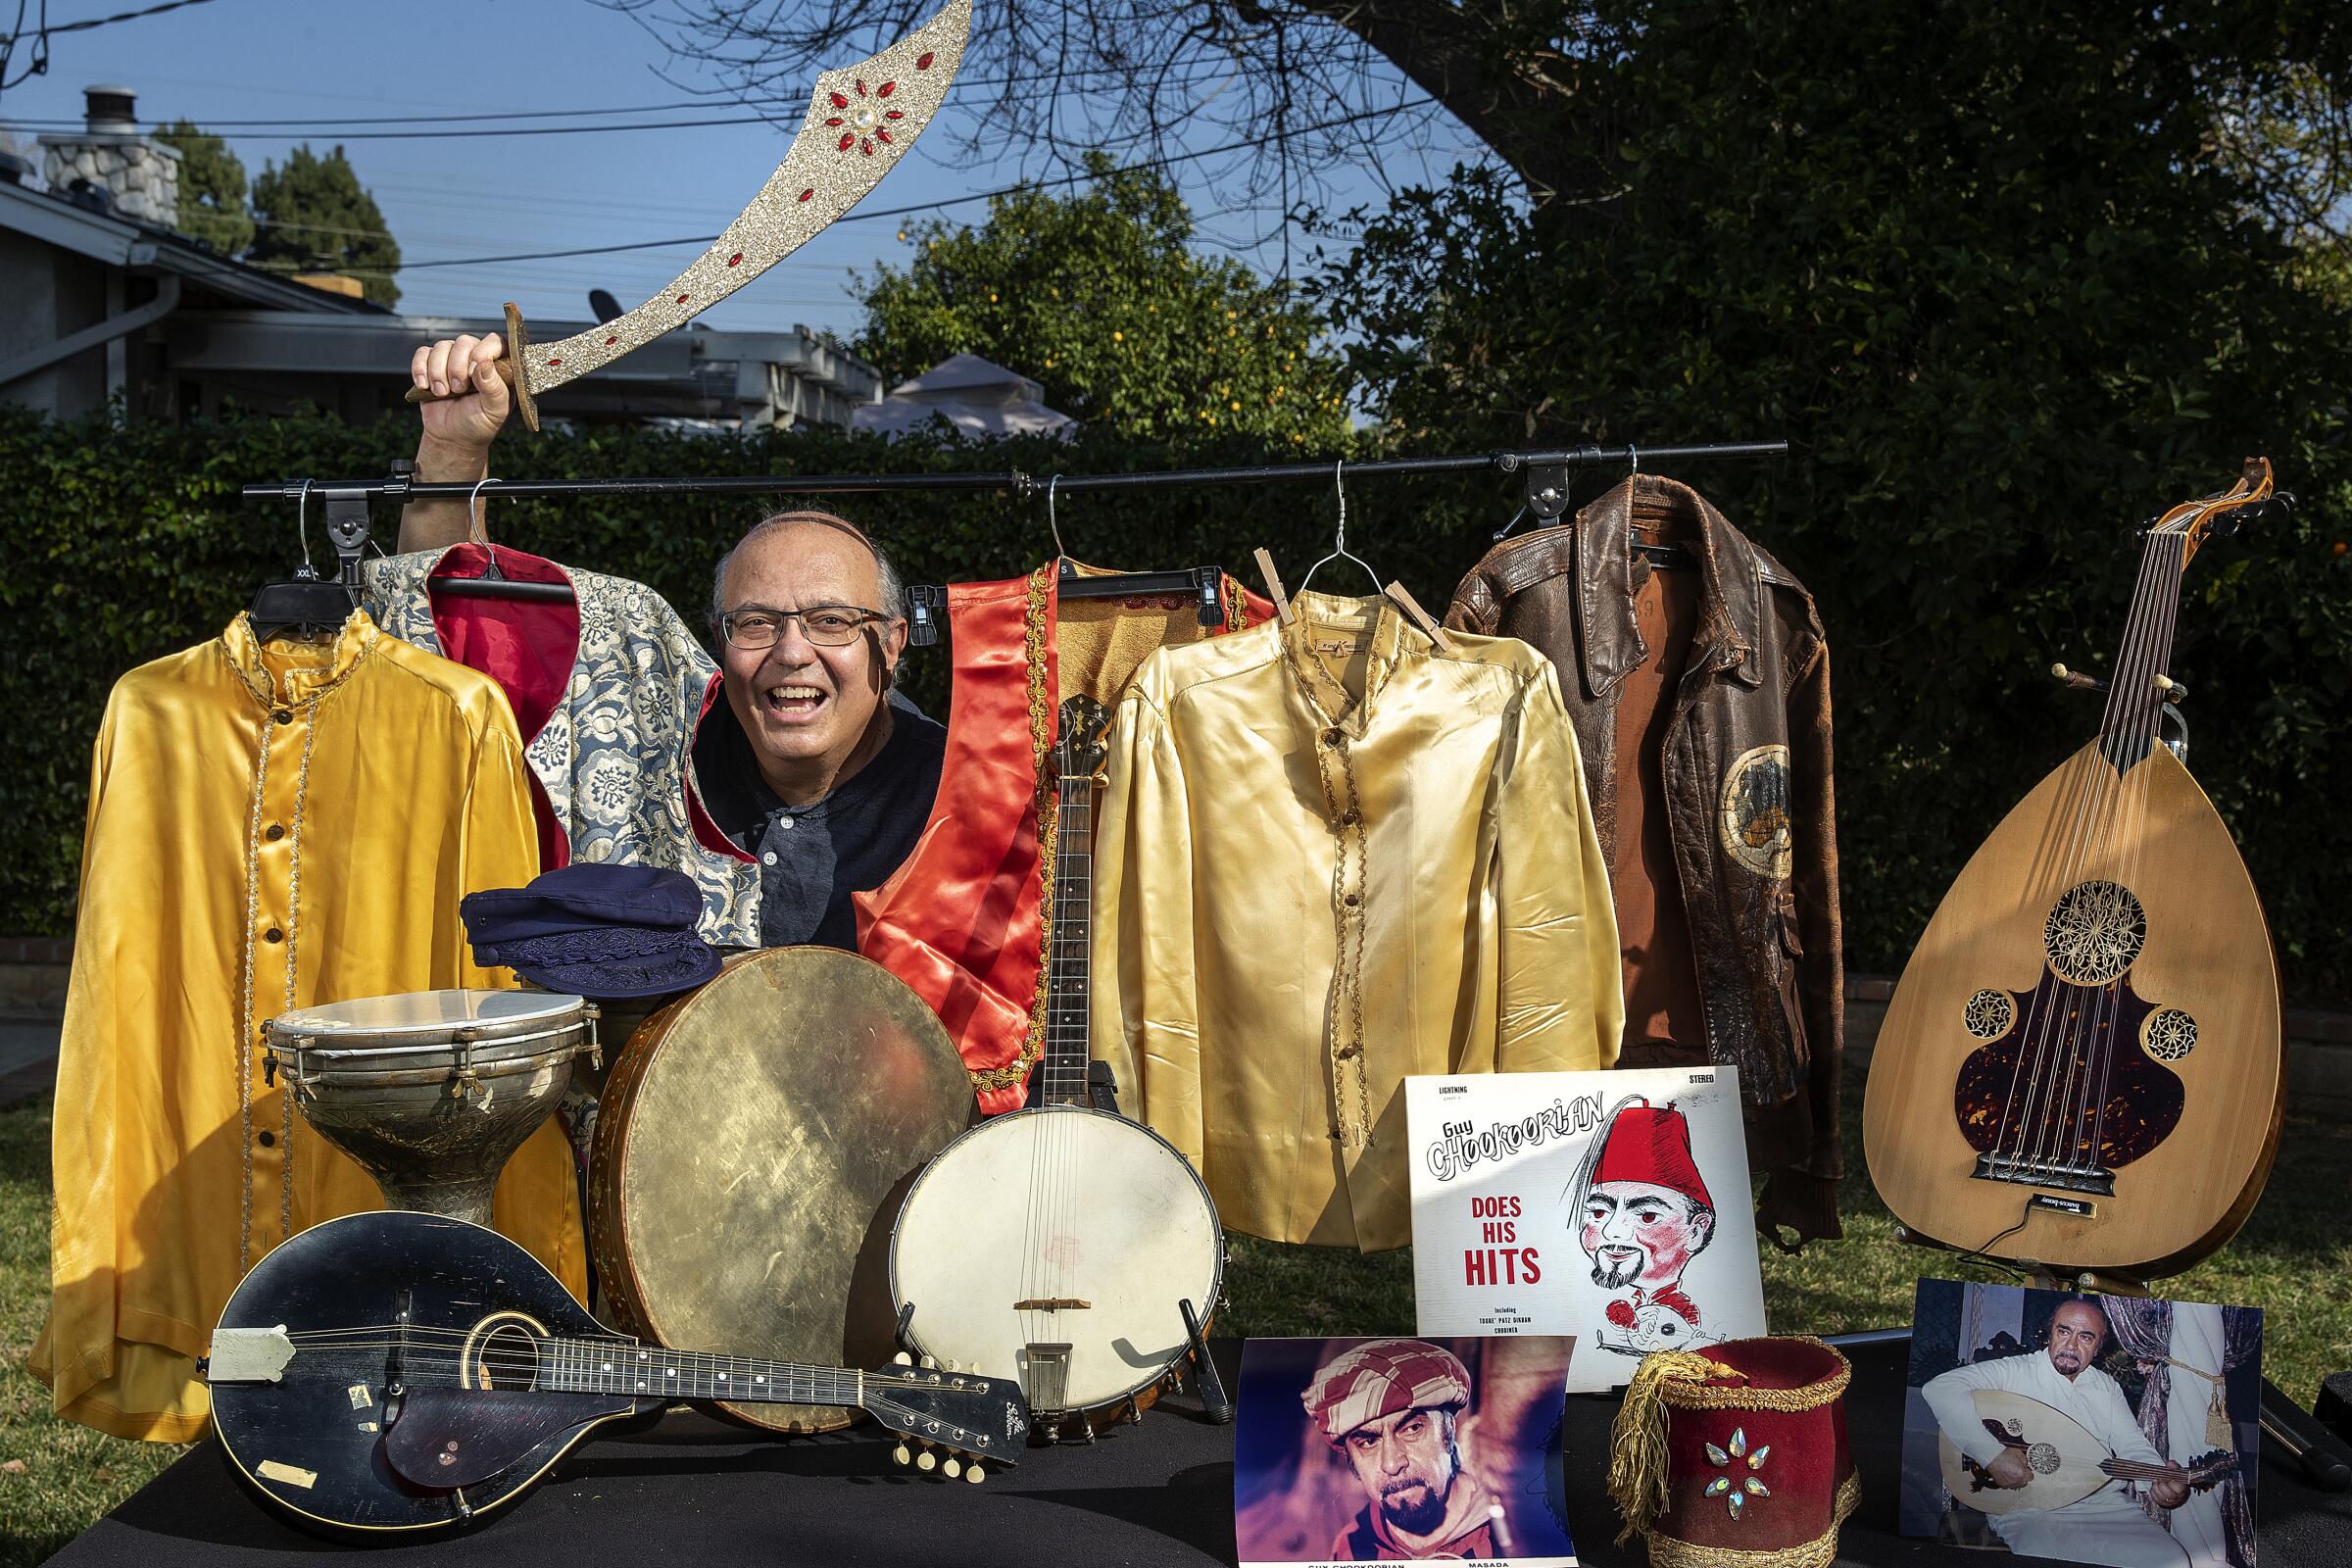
[406,0,972,431]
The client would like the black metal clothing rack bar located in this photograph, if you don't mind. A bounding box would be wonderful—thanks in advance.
[238,441,1788,506]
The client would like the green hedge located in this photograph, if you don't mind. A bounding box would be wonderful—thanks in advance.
[3,405,2345,1003]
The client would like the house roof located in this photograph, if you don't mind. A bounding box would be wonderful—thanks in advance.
[0,176,385,315]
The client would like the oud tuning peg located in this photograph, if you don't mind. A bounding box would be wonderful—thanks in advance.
[916,1447,938,1472]
[2155,673,2188,702]
[893,1351,913,1366]
[2049,662,2107,693]
[892,1444,911,1466]
[965,1462,985,1484]
[942,1456,961,1478]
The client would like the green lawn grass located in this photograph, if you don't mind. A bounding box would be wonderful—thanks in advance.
[5,1057,2345,1565]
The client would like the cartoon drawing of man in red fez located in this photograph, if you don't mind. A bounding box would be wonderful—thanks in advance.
[1565,1095,1718,1356]
[1301,1339,1503,1560]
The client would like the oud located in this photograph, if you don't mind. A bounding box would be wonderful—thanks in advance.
[205,1210,1025,1534]
[1936,1390,2236,1516]
[1863,460,2284,1280]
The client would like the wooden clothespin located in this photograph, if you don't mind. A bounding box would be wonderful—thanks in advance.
[1253,547,1295,625]
[1382,581,1455,654]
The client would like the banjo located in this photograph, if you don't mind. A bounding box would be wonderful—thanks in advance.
[890,695,1225,1440]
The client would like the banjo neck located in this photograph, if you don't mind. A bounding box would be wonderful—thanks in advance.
[1039,769,1099,1108]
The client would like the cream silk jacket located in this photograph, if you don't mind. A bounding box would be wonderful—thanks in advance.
[1089,591,1624,1250]
[33,612,585,1442]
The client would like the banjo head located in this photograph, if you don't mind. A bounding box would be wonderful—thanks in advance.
[891,1105,1223,1415]
[590,948,971,1433]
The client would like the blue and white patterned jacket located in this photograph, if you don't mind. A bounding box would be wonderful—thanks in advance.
[366,548,760,948]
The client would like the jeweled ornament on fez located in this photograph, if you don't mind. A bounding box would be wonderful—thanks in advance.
[1606,1337,1858,1568]
[406,0,973,431]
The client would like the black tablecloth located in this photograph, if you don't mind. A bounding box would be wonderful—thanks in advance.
[45,1339,2352,1565]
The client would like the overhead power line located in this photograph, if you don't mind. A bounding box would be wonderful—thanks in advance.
[393,95,1438,270]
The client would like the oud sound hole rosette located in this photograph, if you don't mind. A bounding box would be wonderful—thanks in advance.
[2142,1007,2197,1060]
[2042,879,2147,986]
[1963,989,2014,1040]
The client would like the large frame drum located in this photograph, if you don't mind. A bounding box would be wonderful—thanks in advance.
[265,990,598,1227]
[588,947,971,1434]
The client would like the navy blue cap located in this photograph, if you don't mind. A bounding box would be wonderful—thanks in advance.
[461,863,720,1000]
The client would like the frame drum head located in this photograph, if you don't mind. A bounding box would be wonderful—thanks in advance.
[589,948,970,1434]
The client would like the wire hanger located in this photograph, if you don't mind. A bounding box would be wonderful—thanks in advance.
[1625,444,1695,569]
[1296,460,1382,595]
[1041,470,1227,623]
[432,476,575,603]
[247,479,361,642]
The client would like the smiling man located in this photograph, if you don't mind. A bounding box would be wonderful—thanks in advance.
[1567,1096,1718,1355]
[1303,1339,1501,1561]
[396,331,945,950]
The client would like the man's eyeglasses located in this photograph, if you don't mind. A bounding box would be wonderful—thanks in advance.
[717,606,888,650]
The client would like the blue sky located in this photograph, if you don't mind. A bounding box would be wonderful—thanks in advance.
[0,0,1494,343]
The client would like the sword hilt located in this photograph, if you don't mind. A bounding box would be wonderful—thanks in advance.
[401,302,541,432]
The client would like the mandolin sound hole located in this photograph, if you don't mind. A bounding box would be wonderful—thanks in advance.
[1963,990,2014,1041]
[461,1315,545,1393]
[2042,880,2146,986]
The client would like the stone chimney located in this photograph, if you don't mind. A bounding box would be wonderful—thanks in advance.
[38,84,181,228]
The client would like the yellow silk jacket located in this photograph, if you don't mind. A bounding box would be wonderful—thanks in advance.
[1090,590,1624,1250]
[33,612,584,1442]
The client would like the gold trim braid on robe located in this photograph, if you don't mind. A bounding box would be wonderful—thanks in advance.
[1089,590,1625,1250]
[32,612,584,1442]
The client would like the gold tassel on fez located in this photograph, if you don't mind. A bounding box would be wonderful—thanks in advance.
[1605,1351,1741,1545]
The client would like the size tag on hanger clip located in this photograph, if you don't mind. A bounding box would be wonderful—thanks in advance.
[1382,581,1455,654]
[1253,547,1295,626]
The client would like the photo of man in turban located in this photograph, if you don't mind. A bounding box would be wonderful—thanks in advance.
[1236,1335,1578,1566]
[1565,1095,1719,1356]
[1300,1339,1497,1560]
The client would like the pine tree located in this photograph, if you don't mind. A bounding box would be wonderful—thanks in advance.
[248,144,401,306]
[154,120,254,257]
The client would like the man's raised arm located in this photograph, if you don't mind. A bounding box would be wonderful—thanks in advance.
[397,332,511,555]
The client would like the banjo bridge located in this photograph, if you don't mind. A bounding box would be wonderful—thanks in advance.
[1011,1298,1093,1311]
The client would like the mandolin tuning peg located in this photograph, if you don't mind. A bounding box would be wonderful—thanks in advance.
[893,1351,913,1366]
[965,1462,985,1484]
[916,1447,938,1472]
[919,1355,937,1370]
[892,1443,911,1467]
[942,1456,961,1478]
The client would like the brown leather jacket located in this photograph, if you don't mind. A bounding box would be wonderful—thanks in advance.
[1446,474,1843,1246]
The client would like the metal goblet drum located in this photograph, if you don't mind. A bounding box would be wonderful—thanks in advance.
[587,947,973,1435]
[265,989,598,1227]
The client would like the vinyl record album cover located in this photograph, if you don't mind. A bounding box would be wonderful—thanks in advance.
[1900,1277,2262,1567]
[1234,1336,1579,1567]
[1405,1065,1766,1391]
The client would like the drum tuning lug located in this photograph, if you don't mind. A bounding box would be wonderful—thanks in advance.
[262,1054,278,1087]
[892,1444,911,1466]
[916,1447,938,1472]
[965,1462,985,1484]
[942,1456,961,1478]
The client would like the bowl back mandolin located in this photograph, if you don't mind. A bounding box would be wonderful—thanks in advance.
[1863,460,2285,1280]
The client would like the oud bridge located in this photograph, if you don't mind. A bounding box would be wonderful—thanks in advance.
[1970,1152,2114,1197]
